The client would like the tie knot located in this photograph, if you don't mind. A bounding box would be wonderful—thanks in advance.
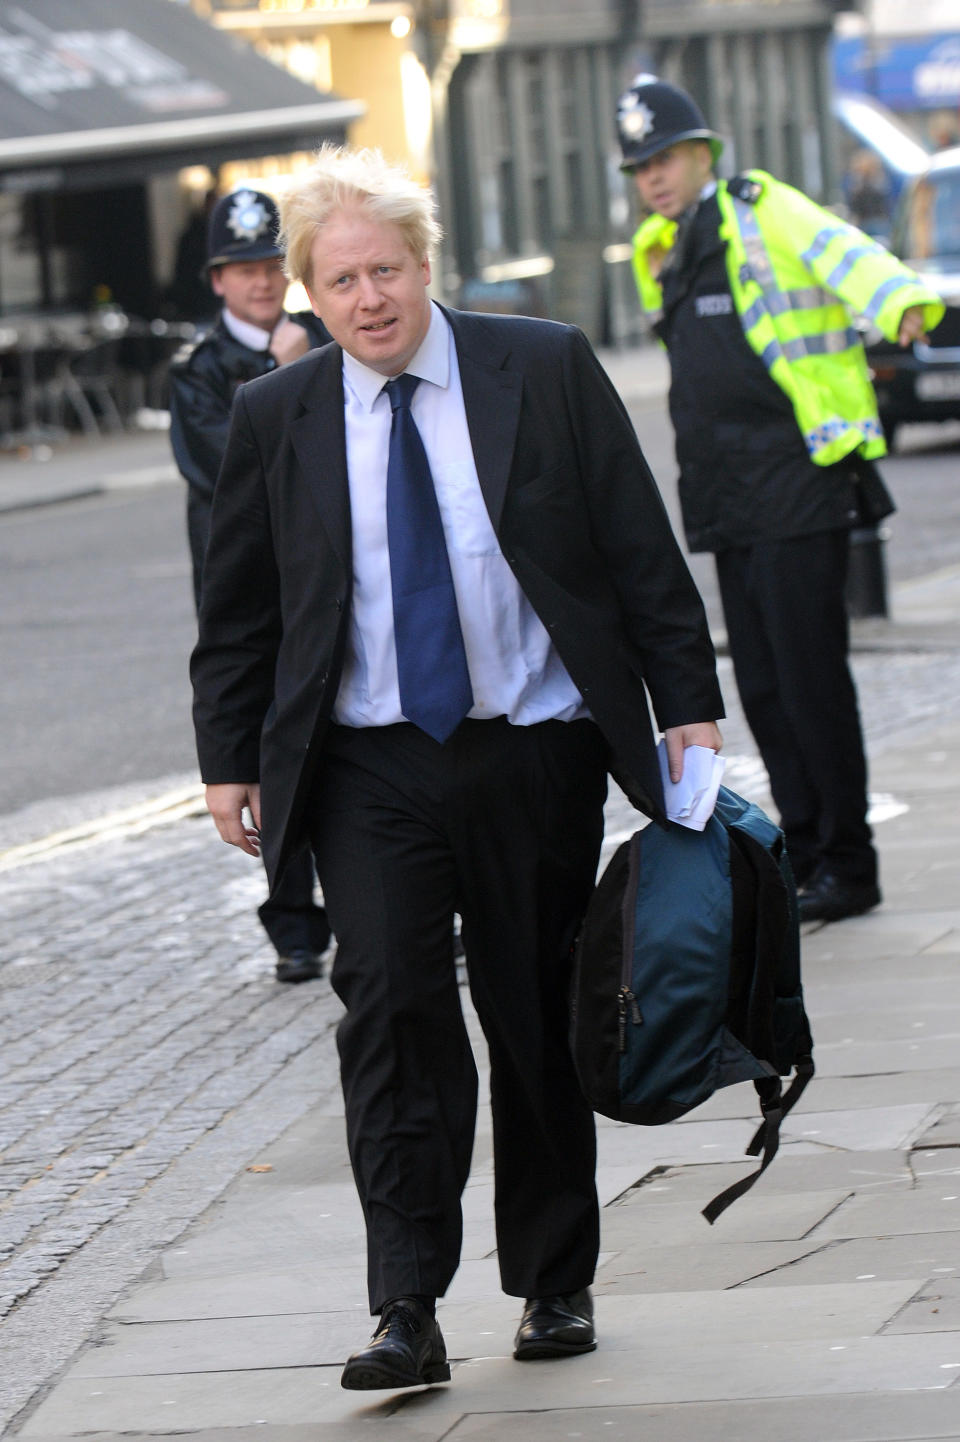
[385,373,420,411]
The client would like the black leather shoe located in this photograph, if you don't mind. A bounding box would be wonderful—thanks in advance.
[275,949,322,984]
[513,1288,596,1360]
[797,873,881,924]
[341,1297,450,1390]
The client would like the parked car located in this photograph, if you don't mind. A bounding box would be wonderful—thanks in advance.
[865,146,960,450]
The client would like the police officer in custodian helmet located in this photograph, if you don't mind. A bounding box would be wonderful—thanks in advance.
[169,188,333,982]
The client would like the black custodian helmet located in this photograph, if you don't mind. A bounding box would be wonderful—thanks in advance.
[206,187,283,270]
[616,74,723,171]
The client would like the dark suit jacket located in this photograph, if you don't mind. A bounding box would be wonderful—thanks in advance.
[191,307,724,889]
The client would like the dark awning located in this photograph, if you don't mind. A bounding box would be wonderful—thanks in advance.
[0,0,364,191]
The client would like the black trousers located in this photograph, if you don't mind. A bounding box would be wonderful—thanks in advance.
[715,530,876,886]
[257,842,331,957]
[308,717,607,1313]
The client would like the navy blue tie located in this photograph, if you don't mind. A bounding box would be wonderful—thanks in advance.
[385,373,472,743]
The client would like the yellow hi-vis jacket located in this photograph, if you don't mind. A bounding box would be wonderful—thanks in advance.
[631,171,945,467]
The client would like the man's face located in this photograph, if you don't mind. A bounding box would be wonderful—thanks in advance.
[210,257,287,331]
[305,207,432,377]
[631,140,714,219]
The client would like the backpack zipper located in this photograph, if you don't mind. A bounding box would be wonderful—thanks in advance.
[618,832,645,1052]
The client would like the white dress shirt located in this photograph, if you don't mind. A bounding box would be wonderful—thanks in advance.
[334,302,586,728]
[221,308,273,352]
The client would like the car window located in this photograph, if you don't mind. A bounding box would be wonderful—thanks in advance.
[896,172,960,269]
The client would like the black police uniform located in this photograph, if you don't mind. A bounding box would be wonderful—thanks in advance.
[169,311,333,963]
[169,186,332,970]
[169,312,330,607]
[655,189,886,889]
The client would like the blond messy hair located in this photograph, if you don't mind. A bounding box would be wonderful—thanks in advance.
[279,145,443,289]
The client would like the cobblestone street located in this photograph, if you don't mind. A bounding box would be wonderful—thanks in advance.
[0,822,344,1428]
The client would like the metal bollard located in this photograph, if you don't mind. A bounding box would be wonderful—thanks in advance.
[846,524,890,619]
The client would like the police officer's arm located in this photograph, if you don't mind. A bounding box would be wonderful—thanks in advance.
[764,180,944,343]
[168,356,233,500]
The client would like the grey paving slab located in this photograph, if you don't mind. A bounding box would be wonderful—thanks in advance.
[912,1148,960,1180]
[70,1311,358,1377]
[925,933,960,955]
[808,1037,960,1078]
[736,1231,959,1289]
[886,1278,960,1334]
[443,1391,960,1442]
[17,1433,450,1442]
[594,1238,829,1293]
[622,1150,912,1201]
[805,966,960,1007]
[157,1181,365,1279]
[811,1005,960,1046]
[809,1189,960,1240]
[690,1071,958,1119]
[607,1186,853,1246]
[23,1330,960,1436]
[85,1281,913,1384]
[587,1282,924,1344]
[18,1391,960,1442]
[592,1117,779,1183]
[918,1110,960,1147]
[108,1265,368,1323]
[782,1104,936,1151]
[799,912,960,960]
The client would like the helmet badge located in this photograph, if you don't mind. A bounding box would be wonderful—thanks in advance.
[619,98,655,142]
[226,190,272,243]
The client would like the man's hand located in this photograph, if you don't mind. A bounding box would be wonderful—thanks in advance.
[898,304,928,347]
[205,782,262,857]
[663,721,723,784]
[269,318,311,367]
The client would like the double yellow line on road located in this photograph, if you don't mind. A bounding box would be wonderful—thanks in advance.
[0,785,207,873]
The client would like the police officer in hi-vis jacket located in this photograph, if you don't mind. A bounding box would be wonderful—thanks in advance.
[618,75,944,923]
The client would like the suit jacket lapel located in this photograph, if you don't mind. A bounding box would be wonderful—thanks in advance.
[445,308,522,533]
[290,345,351,571]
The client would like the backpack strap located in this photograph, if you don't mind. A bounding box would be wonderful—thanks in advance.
[701,1072,782,1224]
[700,1050,814,1221]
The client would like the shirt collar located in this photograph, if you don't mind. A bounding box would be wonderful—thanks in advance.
[221,306,274,352]
[342,300,450,413]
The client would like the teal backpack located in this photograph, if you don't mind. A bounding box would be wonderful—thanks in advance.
[570,786,814,1222]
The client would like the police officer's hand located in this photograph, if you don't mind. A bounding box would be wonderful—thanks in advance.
[270,318,311,367]
[663,722,723,784]
[898,305,928,347]
[205,782,262,856]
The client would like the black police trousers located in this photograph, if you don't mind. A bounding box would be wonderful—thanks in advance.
[715,528,877,887]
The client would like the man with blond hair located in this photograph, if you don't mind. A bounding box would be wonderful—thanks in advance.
[192,145,724,1390]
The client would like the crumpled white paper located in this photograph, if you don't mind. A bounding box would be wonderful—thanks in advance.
[657,739,726,831]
